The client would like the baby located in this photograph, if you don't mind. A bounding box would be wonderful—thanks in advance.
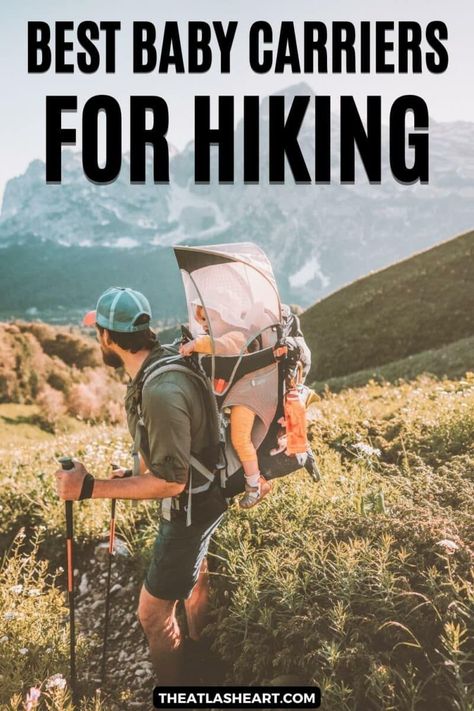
[179,303,271,509]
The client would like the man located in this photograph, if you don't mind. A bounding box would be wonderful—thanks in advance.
[54,286,227,685]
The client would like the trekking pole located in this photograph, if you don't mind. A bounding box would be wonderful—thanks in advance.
[100,465,133,686]
[57,456,78,706]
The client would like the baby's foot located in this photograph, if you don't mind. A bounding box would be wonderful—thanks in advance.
[239,476,272,509]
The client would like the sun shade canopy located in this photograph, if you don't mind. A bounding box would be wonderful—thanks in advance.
[174,242,282,355]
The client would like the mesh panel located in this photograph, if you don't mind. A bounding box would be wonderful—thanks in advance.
[182,262,280,353]
[178,243,282,405]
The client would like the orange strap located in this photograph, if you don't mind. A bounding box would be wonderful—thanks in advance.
[108,518,116,555]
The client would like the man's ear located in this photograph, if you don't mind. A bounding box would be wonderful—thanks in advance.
[101,328,112,346]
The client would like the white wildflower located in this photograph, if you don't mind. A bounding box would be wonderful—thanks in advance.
[28,588,41,597]
[25,686,41,711]
[45,673,67,690]
[4,611,16,621]
[10,584,23,594]
[436,539,459,554]
[353,442,381,458]
[19,647,29,655]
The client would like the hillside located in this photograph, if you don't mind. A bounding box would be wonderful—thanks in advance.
[302,229,474,382]
[0,321,124,429]
[315,335,474,392]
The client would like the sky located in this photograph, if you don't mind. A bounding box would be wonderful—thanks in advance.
[0,0,473,204]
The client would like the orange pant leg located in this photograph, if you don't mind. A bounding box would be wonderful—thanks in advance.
[230,405,257,463]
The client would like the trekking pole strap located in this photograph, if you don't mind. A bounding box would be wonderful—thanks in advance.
[78,473,95,500]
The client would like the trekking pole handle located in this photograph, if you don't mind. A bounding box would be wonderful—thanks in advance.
[58,456,75,471]
[58,458,76,542]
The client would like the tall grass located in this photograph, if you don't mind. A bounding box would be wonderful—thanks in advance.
[0,374,473,709]
[208,375,474,709]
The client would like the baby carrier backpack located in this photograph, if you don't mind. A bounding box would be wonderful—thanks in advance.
[138,243,320,525]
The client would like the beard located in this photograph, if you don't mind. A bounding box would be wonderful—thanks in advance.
[101,346,123,369]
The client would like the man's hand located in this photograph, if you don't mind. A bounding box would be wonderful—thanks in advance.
[109,465,133,479]
[54,460,89,500]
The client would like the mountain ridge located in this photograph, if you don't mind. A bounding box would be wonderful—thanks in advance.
[1,83,474,320]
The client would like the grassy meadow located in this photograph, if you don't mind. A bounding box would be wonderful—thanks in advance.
[1,373,473,710]
[1,230,473,709]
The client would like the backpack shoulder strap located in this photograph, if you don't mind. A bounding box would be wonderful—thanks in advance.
[139,358,220,443]
[138,356,222,471]
[135,355,187,416]
[136,355,227,526]
[143,361,204,390]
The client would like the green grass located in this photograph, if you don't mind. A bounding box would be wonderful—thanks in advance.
[0,404,86,448]
[1,375,473,709]
[0,404,50,444]
[301,230,474,382]
[314,336,474,393]
[209,376,474,709]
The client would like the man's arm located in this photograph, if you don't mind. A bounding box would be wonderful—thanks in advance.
[142,379,193,485]
[92,472,184,499]
[55,375,194,501]
[54,461,185,501]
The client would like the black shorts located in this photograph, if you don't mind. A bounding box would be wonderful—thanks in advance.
[143,512,225,601]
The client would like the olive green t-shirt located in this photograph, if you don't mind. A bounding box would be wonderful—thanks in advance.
[125,345,209,485]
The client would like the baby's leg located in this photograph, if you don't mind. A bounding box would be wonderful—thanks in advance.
[230,406,271,508]
[230,405,258,480]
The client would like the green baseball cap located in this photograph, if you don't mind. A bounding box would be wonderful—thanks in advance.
[83,287,152,332]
